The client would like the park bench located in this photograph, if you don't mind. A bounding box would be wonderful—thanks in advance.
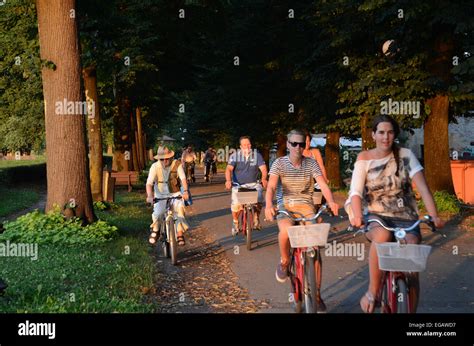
[110,171,139,192]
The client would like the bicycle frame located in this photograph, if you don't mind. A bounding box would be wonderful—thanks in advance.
[353,216,436,313]
[277,204,331,313]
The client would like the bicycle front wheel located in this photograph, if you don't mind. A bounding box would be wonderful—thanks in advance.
[168,221,178,265]
[303,251,318,313]
[160,222,170,258]
[246,207,253,251]
[396,278,409,313]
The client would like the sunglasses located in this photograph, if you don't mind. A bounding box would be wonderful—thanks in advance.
[288,141,306,148]
[160,158,170,161]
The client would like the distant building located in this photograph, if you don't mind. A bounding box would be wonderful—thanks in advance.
[403,116,474,161]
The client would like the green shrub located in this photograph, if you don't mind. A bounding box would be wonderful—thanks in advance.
[93,201,117,211]
[0,206,118,245]
[418,191,461,214]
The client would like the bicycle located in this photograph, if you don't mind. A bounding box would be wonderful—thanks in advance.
[184,161,195,184]
[275,204,332,313]
[204,159,215,183]
[150,196,183,265]
[232,182,260,251]
[352,216,436,313]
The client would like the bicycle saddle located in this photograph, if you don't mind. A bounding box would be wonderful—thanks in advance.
[238,188,257,192]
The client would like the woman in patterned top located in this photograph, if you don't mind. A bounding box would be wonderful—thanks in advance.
[349,115,444,313]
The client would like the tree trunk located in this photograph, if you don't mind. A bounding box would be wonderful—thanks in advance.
[361,113,374,151]
[326,131,342,189]
[36,0,96,222]
[423,26,455,194]
[112,96,131,172]
[136,107,145,170]
[130,108,139,171]
[82,66,103,201]
[424,95,454,193]
[276,133,287,157]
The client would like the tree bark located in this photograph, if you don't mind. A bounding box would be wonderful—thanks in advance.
[136,107,145,170]
[36,0,96,222]
[326,131,342,189]
[276,133,287,157]
[424,27,455,193]
[82,66,103,201]
[130,108,139,171]
[361,113,374,150]
[424,95,454,193]
[112,96,131,171]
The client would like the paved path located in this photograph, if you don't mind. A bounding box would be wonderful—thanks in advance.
[187,167,474,313]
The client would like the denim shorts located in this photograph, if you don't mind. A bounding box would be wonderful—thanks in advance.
[367,213,421,239]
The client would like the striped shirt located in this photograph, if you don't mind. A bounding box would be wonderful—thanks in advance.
[269,156,322,207]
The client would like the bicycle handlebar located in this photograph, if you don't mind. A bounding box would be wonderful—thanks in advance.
[153,196,183,204]
[275,204,332,222]
[351,215,436,237]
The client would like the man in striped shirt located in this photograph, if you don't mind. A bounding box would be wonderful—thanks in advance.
[265,129,339,312]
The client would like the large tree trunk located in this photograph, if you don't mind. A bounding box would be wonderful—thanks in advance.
[276,133,287,157]
[36,0,96,222]
[83,66,103,201]
[326,131,342,189]
[136,107,145,170]
[361,113,374,150]
[424,27,455,193]
[424,95,454,193]
[130,108,139,171]
[112,96,131,172]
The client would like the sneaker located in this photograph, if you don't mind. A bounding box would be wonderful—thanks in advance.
[149,229,158,245]
[275,263,289,283]
[253,213,261,230]
[231,220,239,236]
[316,296,327,313]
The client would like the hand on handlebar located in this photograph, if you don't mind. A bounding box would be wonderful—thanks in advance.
[431,216,445,229]
[265,206,276,221]
[328,201,339,216]
[350,216,364,228]
[225,181,232,190]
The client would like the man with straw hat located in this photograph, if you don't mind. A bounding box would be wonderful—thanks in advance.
[146,146,190,246]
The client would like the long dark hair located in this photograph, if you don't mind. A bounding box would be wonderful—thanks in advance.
[372,115,401,176]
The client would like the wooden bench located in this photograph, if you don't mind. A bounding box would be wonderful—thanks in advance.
[111,171,139,192]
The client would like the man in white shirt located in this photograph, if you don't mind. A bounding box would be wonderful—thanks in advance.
[146,147,190,246]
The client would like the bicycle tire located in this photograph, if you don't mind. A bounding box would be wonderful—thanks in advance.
[303,251,318,313]
[246,207,253,251]
[380,274,390,313]
[168,221,178,265]
[161,221,170,258]
[396,278,409,313]
[290,257,303,313]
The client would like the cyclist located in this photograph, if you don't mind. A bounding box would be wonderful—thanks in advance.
[146,147,190,246]
[303,132,329,210]
[265,129,339,312]
[225,136,267,233]
[347,115,444,313]
[204,146,217,182]
[181,145,197,183]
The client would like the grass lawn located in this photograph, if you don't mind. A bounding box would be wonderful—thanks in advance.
[0,186,42,218]
[0,189,159,313]
[0,156,46,168]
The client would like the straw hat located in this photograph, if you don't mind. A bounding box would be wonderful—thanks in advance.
[154,146,175,160]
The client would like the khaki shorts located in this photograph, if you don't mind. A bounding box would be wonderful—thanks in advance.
[277,203,316,224]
